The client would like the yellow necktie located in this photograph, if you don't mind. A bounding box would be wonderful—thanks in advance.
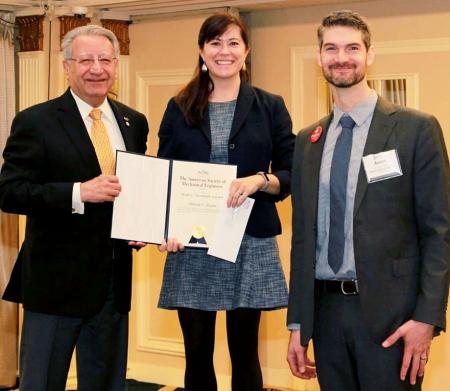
[89,108,115,175]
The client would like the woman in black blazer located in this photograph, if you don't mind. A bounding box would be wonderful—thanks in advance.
[157,13,295,391]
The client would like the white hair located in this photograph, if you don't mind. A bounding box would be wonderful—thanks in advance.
[61,24,120,59]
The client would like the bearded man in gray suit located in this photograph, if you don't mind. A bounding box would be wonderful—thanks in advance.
[287,10,449,391]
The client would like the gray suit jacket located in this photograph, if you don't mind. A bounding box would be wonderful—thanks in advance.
[287,96,450,345]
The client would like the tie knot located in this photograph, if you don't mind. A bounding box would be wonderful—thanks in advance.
[89,108,102,121]
[339,115,355,130]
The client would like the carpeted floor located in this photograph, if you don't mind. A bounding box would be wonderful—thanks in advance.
[123,380,288,391]
[125,379,183,390]
[7,379,289,390]
[6,380,181,391]
[8,380,181,391]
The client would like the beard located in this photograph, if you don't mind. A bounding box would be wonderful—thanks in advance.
[323,62,365,88]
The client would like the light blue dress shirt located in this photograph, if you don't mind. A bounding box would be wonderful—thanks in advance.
[315,91,378,280]
[288,91,378,331]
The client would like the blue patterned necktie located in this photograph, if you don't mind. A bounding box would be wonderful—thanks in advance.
[328,115,356,274]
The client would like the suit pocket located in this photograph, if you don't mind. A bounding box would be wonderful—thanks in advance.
[392,256,419,277]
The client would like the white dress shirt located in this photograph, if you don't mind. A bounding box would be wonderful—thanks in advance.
[70,89,126,214]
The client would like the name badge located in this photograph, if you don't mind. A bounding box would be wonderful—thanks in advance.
[362,150,403,183]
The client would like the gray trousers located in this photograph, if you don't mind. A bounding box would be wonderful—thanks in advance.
[312,288,422,391]
[19,289,128,391]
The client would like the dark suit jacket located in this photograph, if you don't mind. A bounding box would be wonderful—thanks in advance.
[158,82,295,238]
[0,89,148,317]
[288,96,450,345]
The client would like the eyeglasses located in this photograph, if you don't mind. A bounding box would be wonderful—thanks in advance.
[67,56,117,67]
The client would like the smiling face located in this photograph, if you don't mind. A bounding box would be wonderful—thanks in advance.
[199,24,249,84]
[318,25,374,89]
[63,34,118,107]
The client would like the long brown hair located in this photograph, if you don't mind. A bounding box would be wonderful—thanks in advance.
[175,12,250,126]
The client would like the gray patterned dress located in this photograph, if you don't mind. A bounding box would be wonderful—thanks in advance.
[158,100,288,311]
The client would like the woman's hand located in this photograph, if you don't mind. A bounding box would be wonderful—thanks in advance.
[158,238,185,253]
[227,175,265,208]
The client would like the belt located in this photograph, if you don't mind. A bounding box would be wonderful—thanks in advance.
[315,279,359,295]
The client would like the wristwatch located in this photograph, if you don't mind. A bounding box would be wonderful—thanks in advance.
[257,171,270,192]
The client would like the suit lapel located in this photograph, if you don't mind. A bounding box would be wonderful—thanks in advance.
[109,99,135,151]
[353,97,397,215]
[57,89,100,176]
[198,82,254,144]
[303,115,333,217]
[229,83,255,141]
[200,109,212,143]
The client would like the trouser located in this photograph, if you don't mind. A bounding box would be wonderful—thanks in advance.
[178,307,263,391]
[312,286,422,391]
[19,288,128,391]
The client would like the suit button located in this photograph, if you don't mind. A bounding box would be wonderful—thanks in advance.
[229,143,235,150]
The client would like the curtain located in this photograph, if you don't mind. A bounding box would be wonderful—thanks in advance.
[0,11,18,389]
[326,77,408,113]
[368,78,407,106]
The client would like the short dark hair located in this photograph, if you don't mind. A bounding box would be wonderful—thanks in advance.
[317,10,371,50]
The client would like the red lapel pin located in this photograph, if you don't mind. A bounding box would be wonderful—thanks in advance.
[310,126,323,143]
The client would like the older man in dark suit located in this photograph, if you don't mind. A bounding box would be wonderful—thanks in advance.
[287,10,449,391]
[0,25,148,390]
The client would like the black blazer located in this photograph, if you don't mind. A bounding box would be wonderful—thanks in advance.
[158,82,295,238]
[0,89,149,317]
[288,96,450,345]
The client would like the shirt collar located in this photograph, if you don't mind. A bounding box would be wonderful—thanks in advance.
[70,89,114,123]
[333,90,378,127]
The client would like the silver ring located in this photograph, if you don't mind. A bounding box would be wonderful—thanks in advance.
[420,357,427,361]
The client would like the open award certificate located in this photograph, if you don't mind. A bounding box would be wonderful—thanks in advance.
[111,150,237,248]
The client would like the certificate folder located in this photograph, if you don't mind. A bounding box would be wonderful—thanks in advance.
[111,150,237,248]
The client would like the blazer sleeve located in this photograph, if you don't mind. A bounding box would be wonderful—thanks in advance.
[0,111,73,215]
[411,114,450,331]
[268,95,295,201]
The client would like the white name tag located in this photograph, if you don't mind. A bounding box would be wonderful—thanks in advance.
[362,150,403,183]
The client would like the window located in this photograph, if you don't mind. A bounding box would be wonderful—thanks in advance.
[318,73,418,116]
